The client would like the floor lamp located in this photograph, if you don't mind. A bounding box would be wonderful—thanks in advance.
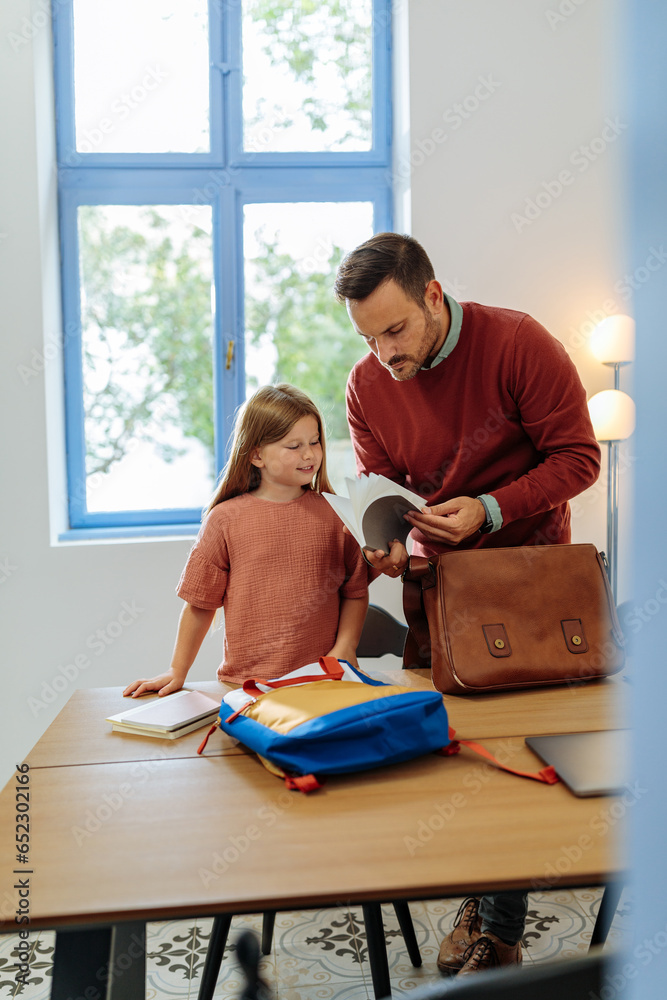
[587,316,636,604]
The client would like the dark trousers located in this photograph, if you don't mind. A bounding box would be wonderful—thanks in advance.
[478,892,528,946]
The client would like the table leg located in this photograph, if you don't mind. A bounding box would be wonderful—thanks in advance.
[392,901,421,967]
[51,926,111,1000]
[362,903,391,999]
[261,911,276,955]
[107,921,146,1000]
[51,922,146,1000]
[590,881,624,948]
[198,913,233,1000]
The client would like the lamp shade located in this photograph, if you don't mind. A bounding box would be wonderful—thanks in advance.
[590,314,635,364]
[588,389,636,441]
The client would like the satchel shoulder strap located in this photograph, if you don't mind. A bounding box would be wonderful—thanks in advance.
[402,557,435,669]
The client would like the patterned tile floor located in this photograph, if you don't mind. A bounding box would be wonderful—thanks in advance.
[0,887,632,999]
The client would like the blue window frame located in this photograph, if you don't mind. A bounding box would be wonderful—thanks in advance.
[53,0,393,536]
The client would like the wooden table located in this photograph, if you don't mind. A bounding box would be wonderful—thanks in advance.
[24,682,241,768]
[0,668,626,998]
[24,667,625,768]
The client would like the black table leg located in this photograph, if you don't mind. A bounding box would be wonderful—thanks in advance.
[198,913,233,1000]
[51,922,145,1000]
[51,926,112,1000]
[392,901,421,967]
[107,921,146,1000]
[261,911,276,955]
[590,881,624,948]
[362,903,391,999]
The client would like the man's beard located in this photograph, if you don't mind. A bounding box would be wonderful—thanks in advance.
[384,311,442,382]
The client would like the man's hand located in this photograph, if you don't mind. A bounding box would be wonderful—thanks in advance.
[362,539,409,578]
[404,497,486,545]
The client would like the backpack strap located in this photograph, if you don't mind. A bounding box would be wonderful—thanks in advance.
[239,657,346,701]
[257,754,324,793]
[284,774,323,793]
[441,726,559,785]
[197,719,220,755]
[318,655,346,677]
[222,659,348,725]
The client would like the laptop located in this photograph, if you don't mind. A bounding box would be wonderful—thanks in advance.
[525,729,631,797]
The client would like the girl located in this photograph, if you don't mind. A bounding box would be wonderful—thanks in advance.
[124,384,369,696]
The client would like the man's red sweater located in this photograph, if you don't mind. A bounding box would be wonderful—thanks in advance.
[346,301,601,558]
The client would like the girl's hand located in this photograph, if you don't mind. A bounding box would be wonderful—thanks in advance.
[122,671,185,698]
[326,644,359,669]
[362,539,408,578]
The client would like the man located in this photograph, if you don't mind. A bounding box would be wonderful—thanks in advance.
[335,233,600,976]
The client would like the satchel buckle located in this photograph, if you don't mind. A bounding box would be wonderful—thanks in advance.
[561,619,589,653]
[483,624,511,657]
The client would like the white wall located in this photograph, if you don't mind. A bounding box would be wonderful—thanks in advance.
[0,0,627,785]
[404,0,630,581]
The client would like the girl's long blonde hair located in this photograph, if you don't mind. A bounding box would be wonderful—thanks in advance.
[204,383,334,516]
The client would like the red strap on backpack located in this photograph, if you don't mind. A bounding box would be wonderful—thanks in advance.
[440,726,559,785]
[284,773,323,793]
[239,656,345,701]
[197,720,220,755]
[217,658,348,726]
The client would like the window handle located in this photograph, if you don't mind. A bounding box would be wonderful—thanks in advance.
[225,340,235,370]
[211,62,233,75]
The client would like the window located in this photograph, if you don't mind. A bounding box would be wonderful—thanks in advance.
[53,0,392,534]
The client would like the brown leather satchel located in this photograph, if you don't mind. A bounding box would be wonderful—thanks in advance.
[402,543,625,694]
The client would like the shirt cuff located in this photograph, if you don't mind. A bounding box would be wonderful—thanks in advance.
[478,494,503,533]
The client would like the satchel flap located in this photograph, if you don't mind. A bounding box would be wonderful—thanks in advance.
[482,624,512,657]
[561,618,589,653]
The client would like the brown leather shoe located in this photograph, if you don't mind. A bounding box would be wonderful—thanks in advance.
[437,897,482,976]
[457,929,522,977]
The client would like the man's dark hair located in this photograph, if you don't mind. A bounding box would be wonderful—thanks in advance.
[334,232,435,306]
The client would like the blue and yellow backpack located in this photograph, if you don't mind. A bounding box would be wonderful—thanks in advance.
[197,657,558,792]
